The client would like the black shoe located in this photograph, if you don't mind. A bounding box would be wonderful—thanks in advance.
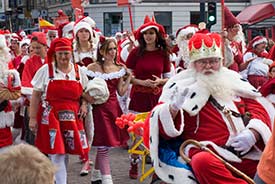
[91,180,102,184]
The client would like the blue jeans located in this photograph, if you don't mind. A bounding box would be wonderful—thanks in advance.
[254,173,266,184]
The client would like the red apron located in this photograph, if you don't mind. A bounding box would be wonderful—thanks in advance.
[35,63,89,155]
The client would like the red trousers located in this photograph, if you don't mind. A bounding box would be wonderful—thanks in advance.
[190,151,257,184]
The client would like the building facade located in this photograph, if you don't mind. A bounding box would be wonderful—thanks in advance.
[2,0,274,35]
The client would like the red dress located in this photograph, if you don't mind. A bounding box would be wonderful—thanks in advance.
[0,102,13,148]
[35,63,89,155]
[126,48,170,112]
[89,70,129,147]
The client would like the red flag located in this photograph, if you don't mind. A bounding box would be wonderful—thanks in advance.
[117,0,129,6]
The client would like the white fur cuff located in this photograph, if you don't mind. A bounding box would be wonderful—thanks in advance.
[159,103,184,137]
[247,119,271,144]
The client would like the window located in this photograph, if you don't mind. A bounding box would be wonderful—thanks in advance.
[154,11,172,35]
[104,12,123,36]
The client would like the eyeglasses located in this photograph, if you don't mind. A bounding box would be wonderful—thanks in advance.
[195,59,220,66]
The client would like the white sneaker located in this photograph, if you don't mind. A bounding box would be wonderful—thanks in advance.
[91,169,102,184]
[102,175,113,184]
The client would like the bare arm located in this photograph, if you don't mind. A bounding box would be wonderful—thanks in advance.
[117,68,132,96]
[29,90,42,132]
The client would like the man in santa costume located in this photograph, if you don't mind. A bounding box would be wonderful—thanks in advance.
[10,33,22,60]
[146,32,274,184]
[0,34,21,153]
[46,29,58,48]
[223,5,246,72]
[172,25,198,71]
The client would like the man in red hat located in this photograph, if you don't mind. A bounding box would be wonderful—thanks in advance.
[145,32,273,184]
[223,6,246,72]
[10,33,22,60]
[21,32,47,99]
[173,25,198,70]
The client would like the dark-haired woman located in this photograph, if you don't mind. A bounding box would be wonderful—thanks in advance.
[125,21,171,179]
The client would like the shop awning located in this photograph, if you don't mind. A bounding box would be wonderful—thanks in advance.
[237,2,275,27]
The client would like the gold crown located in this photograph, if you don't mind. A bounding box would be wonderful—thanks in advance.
[189,33,222,62]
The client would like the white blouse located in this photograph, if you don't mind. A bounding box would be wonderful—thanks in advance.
[31,62,88,100]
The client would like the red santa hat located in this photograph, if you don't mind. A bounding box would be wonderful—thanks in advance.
[31,32,47,46]
[47,38,72,63]
[250,36,267,48]
[188,33,222,63]
[135,21,165,40]
[4,30,11,35]
[224,5,240,29]
[73,21,93,39]
[176,24,198,38]
[11,33,22,42]
[143,15,151,24]
[19,38,31,48]
[17,30,26,39]
[81,16,96,28]
[58,21,75,38]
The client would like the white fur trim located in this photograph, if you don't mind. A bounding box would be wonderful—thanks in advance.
[266,94,275,104]
[120,45,129,62]
[246,119,271,145]
[120,39,130,49]
[141,25,159,33]
[149,105,196,184]
[0,110,14,128]
[256,96,275,129]
[82,17,96,28]
[159,103,184,137]
[252,37,267,48]
[73,21,93,38]
[62,22,74,37]
[19,38,30,48]
[85,67,126,80]
[21,87,33,95]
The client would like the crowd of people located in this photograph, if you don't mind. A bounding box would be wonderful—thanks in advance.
[1,5,275,184]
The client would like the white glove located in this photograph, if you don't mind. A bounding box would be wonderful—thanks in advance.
[170,86,188,111]
[230,129,257,155]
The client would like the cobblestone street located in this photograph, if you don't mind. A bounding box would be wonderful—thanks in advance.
[67,147,151,184]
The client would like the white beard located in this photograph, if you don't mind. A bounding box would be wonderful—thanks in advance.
[0,48,11,85]
[196,67,235,101]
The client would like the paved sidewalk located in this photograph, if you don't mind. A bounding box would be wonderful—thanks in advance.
[67,147,152,184]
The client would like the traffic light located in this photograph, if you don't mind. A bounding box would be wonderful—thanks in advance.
[207,2,217,25]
